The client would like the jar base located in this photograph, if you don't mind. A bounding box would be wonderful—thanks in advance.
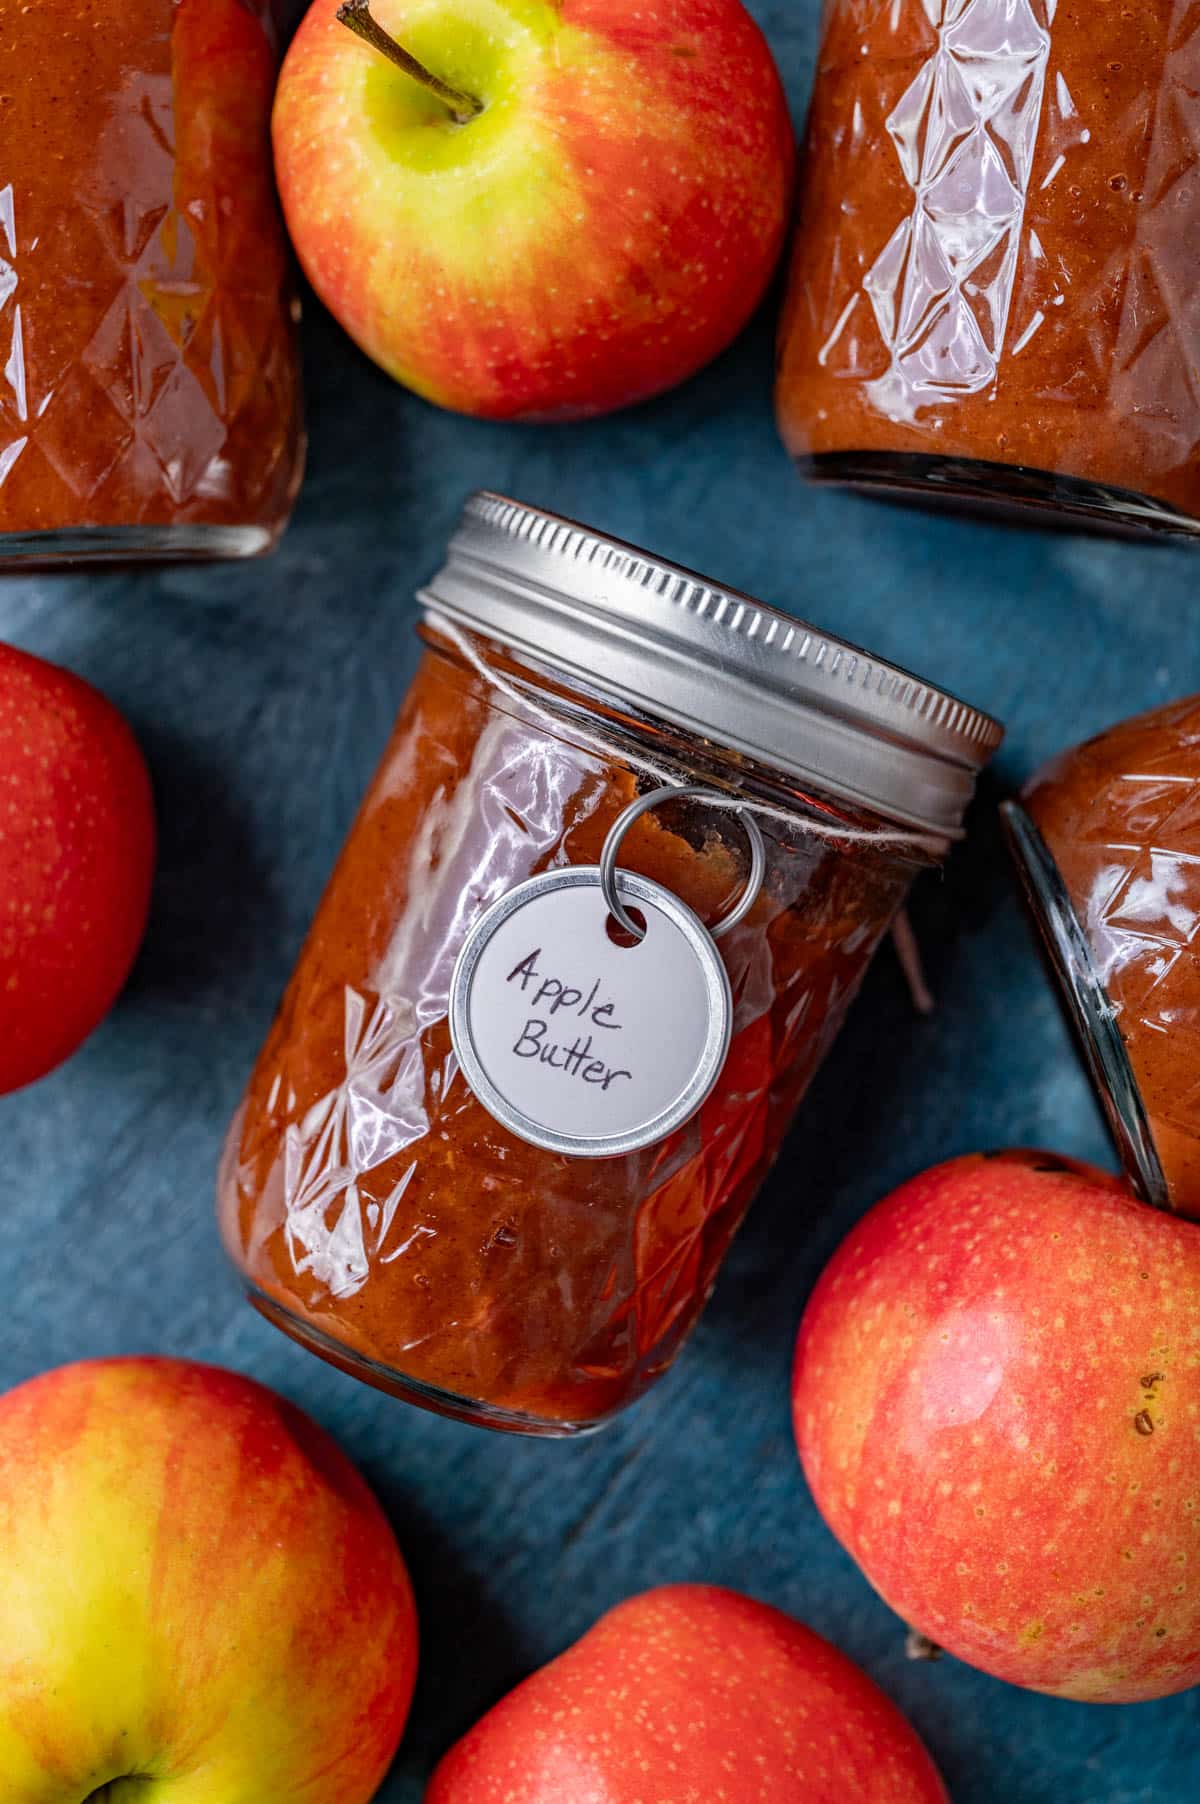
[802,452,1200,541]
[0,522,277,568]
[245,1285,611,1439]
[1000,801,1169,1209]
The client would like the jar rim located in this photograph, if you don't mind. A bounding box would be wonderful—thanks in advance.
[419,492,1003,840]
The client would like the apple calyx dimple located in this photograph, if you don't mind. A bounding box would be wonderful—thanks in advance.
[336,0,483,124]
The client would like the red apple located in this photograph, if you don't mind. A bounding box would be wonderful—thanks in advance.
[795,1151,1200,1703]
[0,1358,416,1799]
[272,0,794,421]
[427,1583,947,1802]
[0,643,155,1093]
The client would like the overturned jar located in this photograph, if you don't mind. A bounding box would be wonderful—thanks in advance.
[218,493,1002,1434]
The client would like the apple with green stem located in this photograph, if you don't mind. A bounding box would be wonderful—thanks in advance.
[272,0,794,420]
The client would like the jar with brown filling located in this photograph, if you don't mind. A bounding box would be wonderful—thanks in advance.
[218,494,1002,1434]
[0,0,304,564]
[1005,699,1200,1217]
[777,1,1200,536]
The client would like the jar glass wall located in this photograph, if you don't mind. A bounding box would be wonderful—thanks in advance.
[1004,694,1200,1217]
[217,496,1001,1434]
[0,0,304,564]
[777,1,1200,537]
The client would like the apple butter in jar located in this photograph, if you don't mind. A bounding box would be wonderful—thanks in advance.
[0,0,303,564]
[218,493,1002,1435]
[778,2,1200,536]
[1005,700,1200,1220]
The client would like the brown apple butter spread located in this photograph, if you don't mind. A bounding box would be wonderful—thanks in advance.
[0,0,303,561]
[777,1,1200,531]
[1018,697,1200,1217]
[217,495,1001,1433]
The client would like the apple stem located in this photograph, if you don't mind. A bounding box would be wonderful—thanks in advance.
[336,0,483,125]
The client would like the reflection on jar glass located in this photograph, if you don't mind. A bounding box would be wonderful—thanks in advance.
[777,0,1200,537]
[218,494,1002,1435]
[1004,696,1200,1219]
[0,0,304,565]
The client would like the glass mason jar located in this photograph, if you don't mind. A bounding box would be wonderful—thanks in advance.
[218,493,1002,1435]
[0,0,304,565]
[1004,696,1200,1219]
[777,1,1200,537]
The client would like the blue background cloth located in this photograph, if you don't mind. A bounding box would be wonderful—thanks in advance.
[2,3,1199,1797]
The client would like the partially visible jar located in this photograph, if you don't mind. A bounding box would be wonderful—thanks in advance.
[0,0,304,564]
[1004,696,1200,1217]
[777,1,1200,537]
[218,493,1002,1435]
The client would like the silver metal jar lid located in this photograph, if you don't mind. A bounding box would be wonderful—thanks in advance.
[419,493,1003,841]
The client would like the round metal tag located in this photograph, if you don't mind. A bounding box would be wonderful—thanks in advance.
[449,867,733,1158]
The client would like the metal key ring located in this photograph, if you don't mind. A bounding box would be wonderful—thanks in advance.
[599,784,767,943]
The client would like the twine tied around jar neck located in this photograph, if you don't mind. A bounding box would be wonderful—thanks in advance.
[427,607,941,1010]
[424,606,950,862]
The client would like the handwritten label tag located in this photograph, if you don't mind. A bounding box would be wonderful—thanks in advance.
[449,868,733,1158]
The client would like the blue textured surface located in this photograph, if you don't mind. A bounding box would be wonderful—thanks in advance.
[3,4,1200,1798]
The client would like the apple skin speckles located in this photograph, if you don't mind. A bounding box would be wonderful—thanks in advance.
[271,0,794,421]
[427,1583,948,1803]
[795,1150,1200,1703]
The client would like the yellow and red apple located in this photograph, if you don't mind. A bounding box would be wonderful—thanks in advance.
[0,1359,416,1801]
[272,0,794,420]
[795,1151,1200,1702]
